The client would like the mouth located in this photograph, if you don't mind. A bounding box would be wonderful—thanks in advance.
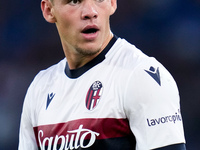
[81,25,100,40]
[82,25,99,34]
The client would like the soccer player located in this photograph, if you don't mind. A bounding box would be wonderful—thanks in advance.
[18,0,186,149]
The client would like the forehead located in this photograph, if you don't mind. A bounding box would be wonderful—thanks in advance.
[52,0,111,3]
[51,0,115,9]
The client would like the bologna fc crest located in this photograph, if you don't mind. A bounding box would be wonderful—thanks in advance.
[85,81,103,110]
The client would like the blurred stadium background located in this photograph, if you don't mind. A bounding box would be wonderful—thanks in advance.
[0,0,200,149]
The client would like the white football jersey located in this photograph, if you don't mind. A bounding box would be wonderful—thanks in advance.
[19,36,185,150]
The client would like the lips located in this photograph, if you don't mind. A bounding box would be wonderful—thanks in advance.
[82,25,99,34]
[81,25,99,40]
[82,28,98,34]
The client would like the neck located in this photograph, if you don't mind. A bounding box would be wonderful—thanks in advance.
[64,32,113,70]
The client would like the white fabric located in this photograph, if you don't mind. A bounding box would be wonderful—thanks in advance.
[19,38,185,150]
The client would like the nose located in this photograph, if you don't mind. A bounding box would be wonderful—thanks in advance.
[81,1,98,20]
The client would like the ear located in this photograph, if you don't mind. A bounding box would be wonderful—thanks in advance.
[41,0,56,23]
[110,0,117,15]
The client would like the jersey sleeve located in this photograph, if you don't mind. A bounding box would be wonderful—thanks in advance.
[18,82,38,150]
[123,57,186,150]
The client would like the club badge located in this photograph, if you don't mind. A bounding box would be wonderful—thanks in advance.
[85,81,103,110]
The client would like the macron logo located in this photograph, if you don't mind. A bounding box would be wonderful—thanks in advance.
[46,92,56,109]
[145,66,161,86]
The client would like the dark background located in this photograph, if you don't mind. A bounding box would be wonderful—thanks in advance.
[0,0,200,149]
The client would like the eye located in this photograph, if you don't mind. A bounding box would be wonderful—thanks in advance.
[68,0,81,5]
[96,0,104,2]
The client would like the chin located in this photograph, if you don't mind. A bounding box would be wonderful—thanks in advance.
[76,46,101,56]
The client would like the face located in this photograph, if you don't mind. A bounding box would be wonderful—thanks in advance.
[41,0,117,57]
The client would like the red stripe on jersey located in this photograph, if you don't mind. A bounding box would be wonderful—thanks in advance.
[33,118,131,147]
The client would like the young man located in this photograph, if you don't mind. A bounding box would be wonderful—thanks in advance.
[18,0,186,149]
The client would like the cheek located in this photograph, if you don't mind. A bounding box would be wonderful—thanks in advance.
[55,7,76,27]
[56,13,75,34]
[99,1,114,14]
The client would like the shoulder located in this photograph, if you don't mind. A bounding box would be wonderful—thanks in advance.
[122,47,179,109]
[107,38,179,103]
[116,38,176,85]
[25,58,66,101]
[31,58,66,87]
[109,38,174,87]
[22,58,66,117]
[116,38,180,117]
[108,38,162,73]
